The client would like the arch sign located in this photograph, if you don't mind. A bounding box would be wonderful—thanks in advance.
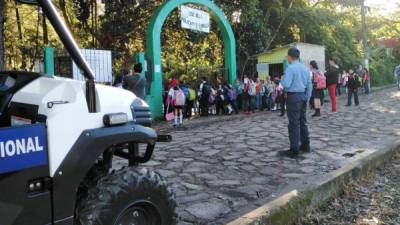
[145,0,237,118]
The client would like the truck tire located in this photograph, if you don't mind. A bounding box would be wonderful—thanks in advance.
[75,167,177,225]
[75,164,108,207]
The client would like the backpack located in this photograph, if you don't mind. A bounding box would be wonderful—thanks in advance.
[210,88,217,96]
[188,88,196,101]
[174,89,186,106]
[313,71,326,90]
[202,84,211,96]
[236,84,244,95]
[273,89,281,103]
[228,88,237,101]
[261,84,267,95]
[243,78,251,93]
[355,75,362,87]
[208,94,215,104]
[248,82,257,96]
[181,86,190,100]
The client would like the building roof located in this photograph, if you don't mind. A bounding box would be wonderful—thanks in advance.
[376,38,400,48]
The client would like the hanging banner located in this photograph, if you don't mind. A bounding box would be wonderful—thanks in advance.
[180,5,210,33]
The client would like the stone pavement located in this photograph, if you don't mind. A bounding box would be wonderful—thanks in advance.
[117,88,400,225]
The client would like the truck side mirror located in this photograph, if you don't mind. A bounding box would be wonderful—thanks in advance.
[16,0,38,5]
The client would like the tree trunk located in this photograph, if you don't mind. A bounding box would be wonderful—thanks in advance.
[15,6,27,70]
[94,0,97,48]
[30,9,41,71]
[43,14,48,45]
[59,0,73,31]
[0,0,5,70]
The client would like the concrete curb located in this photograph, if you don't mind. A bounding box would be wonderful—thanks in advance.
[226,142,400,225]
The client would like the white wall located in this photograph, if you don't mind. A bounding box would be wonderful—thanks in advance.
[297,43,326,72]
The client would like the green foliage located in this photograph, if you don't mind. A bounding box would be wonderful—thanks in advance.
[2,0,83,70]
[369,48,398,87]
[0,0,5,70]
[1,0,399,85]
[99,1,225,76]
[283,2,362,70]
[236,1,272,76]
[161,9,224,81]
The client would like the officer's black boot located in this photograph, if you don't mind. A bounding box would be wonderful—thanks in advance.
[300,143,311,153]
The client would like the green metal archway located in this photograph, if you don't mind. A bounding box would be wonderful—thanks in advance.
[145,0,237,118]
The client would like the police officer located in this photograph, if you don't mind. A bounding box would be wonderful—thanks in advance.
[279,47,313,158]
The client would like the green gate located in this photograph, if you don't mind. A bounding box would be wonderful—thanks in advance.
[145,0,237,118]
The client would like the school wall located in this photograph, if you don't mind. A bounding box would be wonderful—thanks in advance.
[256,43,326,79]
[296,43,326,72]
[257,47,288,80]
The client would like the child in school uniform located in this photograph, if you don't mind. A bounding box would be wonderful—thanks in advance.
[346,69,360,106]
[266,78,275,111]
[168,80,186,127]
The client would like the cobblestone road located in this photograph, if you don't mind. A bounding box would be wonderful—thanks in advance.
[117,88,400,225]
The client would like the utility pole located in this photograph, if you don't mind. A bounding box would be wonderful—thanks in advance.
[361,0,369,69]
[361,0,370,90]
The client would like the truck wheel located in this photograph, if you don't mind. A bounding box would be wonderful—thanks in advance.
[75,164,108,206]
[75,167,177,225]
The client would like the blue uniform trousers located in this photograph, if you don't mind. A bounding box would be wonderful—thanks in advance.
[286,92,310,152]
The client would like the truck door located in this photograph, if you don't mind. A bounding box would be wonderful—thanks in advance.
[0,124,52,225]
[0,72,52,225]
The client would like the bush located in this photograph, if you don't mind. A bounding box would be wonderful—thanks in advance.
[370,48,399,87]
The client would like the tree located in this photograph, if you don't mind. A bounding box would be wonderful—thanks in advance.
[98,0,226,79]
[213,0,276,77]
[0,0,4,70]
[99,1,163,70]
[280,0,362,69]
[0,0,396,83]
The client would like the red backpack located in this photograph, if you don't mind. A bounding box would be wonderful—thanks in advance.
[313,71,326,89]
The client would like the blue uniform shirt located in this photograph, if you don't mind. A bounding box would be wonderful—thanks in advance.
[280,60,313,100]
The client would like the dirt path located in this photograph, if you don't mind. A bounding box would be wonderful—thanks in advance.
[295,153,400,225]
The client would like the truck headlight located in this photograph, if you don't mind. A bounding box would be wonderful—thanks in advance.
[103,113,128,127]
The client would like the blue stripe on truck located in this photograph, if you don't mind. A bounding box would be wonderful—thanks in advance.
[0,124,48,174]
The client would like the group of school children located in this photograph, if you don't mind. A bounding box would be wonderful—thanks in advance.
[234,76,287,116]
[163,62,370,127]
[164,76,287,127]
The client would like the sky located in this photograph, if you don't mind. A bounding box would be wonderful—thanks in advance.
[365,0,400,14]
